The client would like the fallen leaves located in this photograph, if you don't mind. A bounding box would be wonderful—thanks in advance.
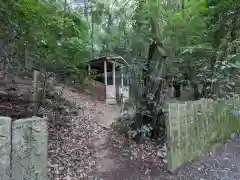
[1,78,169,179]
[46,87,168,179]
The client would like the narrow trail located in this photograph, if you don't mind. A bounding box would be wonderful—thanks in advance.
[4,72,240,180]
[56,86,168,180]
[62,86,121,176]
[48,85,240,180]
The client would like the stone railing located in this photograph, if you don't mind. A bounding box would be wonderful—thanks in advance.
[166,99,240,172]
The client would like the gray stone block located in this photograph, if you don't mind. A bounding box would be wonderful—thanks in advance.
[0,116,11,180]
[11,117,48,180]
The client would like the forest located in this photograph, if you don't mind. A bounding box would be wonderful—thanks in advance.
[0,0,240,179]
[1,0,239,121]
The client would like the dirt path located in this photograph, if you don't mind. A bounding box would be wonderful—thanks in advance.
[175,134,240,180]
[4,73,240,179]
[51,86,168,180]
[48,85,240,180]
[61,86,121,176]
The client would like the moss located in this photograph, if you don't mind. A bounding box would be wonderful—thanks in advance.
[167,99,240,172]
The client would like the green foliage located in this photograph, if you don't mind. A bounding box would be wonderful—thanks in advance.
[0,0,90,81]
[1,0,238,138]
[88,0,239,139]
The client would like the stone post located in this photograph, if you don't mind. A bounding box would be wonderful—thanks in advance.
[104,60,107,85]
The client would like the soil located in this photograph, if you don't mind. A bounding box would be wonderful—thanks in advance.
[0,81,32,120]
[1,75,240,180]
[175,134,240,180]
[51,86,240,180]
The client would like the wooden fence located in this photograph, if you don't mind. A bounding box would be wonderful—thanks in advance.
[0,116,47,180]
[166,99,240,172]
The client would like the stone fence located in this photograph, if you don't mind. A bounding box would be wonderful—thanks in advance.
[0,116,48,180]
[166,99,240,172]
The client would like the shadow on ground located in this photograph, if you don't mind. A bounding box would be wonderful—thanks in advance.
[50,86,240,180]
[90,131,240,180]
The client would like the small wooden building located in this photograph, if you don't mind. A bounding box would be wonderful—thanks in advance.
[87,56,129,104]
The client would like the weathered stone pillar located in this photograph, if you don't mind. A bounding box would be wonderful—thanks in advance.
[0,116,11,180]
[12,117,48,180]
[88,64,91,75]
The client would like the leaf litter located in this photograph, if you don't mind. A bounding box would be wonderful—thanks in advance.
[4,76,239,180]
[46,86,168,180]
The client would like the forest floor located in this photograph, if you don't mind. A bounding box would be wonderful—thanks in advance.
[1,74,240,180]
[48,85,240,180]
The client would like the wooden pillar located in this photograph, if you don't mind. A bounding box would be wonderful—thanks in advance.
[104,59,107,85]
[112,62,116,86]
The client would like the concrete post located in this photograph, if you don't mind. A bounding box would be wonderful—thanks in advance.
[112,62,115,87]
[104,60,107,85]
[121,69,124,89]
